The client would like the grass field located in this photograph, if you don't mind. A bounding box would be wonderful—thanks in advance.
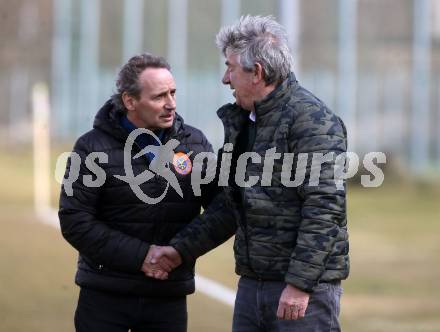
[1,147,439,331]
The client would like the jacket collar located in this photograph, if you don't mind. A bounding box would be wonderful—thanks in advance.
[253,72,297,118]
[216,103,248,146]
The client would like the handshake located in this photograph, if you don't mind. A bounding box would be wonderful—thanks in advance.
[141,245,183,280]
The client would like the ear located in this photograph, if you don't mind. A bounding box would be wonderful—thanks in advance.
[122,92,137,112]
[252,63,264,84]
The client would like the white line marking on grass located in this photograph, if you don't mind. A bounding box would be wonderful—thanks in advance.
[36,207,60,229]
[195,274,236,307]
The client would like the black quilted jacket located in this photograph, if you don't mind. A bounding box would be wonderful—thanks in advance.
[59,99,216,296]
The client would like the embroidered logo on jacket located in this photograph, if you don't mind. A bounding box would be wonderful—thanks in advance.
[173,152,192,175]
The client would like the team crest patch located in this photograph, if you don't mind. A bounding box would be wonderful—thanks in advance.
[173,152,192,175]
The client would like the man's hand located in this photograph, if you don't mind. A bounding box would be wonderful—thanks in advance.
[276,284,310,320]
[141,245,182,280]
[148,245,182,267]
[141,246,170,280]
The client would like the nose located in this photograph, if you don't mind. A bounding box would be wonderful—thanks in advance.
[165,94,176,110]
[222,69,230,85]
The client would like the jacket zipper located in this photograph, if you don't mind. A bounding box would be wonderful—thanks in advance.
[241,116,259,278]
[132,139,162,244]
[133,131,185,244]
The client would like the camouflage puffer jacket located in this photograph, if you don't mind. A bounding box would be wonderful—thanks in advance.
[171,73,349,292]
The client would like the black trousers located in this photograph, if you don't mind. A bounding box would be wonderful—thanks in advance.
[74,288,187,332]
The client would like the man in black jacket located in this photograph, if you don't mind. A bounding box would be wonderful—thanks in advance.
[59,53,216,332]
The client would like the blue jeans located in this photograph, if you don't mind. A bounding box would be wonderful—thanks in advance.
[232,277,342,332]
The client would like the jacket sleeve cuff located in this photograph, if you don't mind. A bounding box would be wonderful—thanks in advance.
[170,240,196,266]
[284,272,316,293]
[134,242,150,272]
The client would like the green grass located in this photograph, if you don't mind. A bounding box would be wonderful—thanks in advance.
[1,147,440,331]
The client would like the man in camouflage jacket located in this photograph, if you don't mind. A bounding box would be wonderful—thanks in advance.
[149,15,349,332]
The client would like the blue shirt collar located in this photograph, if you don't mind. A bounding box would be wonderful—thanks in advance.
[120,115,165,140]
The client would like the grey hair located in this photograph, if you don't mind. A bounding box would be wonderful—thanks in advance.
[111,53,171,112]
[216,15,293,85]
